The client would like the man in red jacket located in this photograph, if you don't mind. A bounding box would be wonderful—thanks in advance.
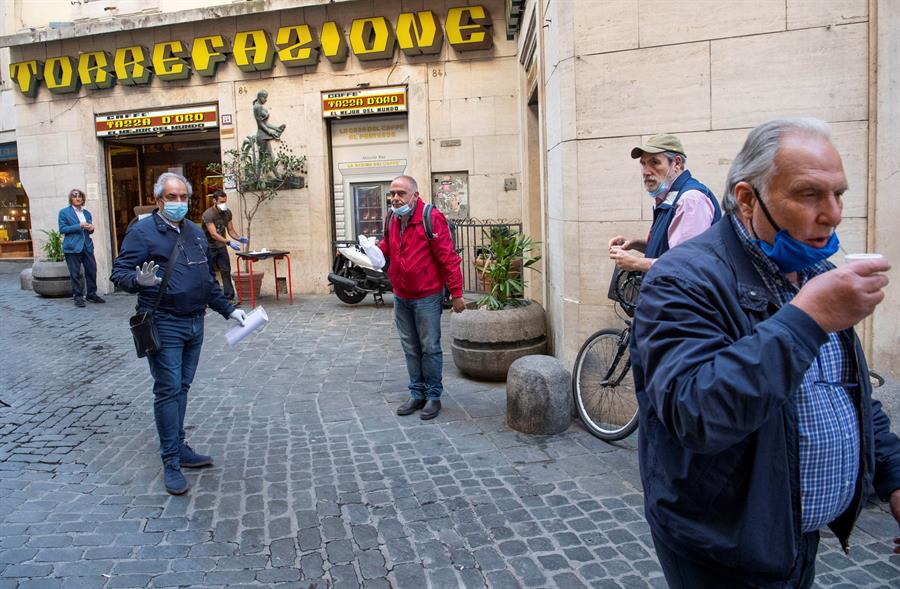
[378,175,465,420]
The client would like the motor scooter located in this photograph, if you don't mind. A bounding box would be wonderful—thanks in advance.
[327,240,392,305]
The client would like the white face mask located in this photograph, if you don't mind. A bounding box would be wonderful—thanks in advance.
[217,203,228,211]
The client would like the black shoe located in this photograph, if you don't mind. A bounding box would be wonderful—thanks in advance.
[86,294,106,303]
[74,298,86,307]
[397,397,427,416]
[420,400,441,420]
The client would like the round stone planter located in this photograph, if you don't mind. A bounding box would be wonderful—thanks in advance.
[232,270,266,300]
[31,260,72,298]
[450,300,548,381]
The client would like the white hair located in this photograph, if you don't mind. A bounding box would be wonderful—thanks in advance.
[723,118,832,213]
[153,172,193,200]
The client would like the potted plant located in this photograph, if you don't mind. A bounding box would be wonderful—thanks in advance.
[31,229,72,297]
[451,227,547,381]
[208,142,306,296]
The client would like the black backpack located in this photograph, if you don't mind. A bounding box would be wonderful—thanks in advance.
[383,203,458,250]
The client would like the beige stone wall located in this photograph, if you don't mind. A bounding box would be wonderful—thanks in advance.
[13,0,521,296]
[540,0,890,367]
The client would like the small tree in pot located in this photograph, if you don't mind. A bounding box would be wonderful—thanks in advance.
[208,143,306,255]
[452,227,546,381]
[32,229,72,297]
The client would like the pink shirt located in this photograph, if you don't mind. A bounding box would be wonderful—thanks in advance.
[664,189,715,248]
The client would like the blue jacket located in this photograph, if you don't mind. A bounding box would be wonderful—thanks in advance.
[58,206,94,254]
[110,211,234,318]
[631,215,900,580]
[644,170,721,259]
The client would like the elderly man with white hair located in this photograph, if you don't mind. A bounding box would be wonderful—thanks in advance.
[631,118,900,587]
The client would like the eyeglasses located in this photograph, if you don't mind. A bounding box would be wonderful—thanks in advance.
[71,193,83,199]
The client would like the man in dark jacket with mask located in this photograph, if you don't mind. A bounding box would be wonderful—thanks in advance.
[112,172,247,496]
[631,118,900,587]
[608,134,721,270]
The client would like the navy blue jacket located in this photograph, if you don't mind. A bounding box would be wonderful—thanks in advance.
[631,215,900,580]
[110,211,234,318]
[644,170,721,259]
[58,206,94,254]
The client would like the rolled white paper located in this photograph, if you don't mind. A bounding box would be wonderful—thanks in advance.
[844,253,883,262]
[225,306,269,346]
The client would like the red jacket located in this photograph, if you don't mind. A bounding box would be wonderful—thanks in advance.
[378,199,463,300]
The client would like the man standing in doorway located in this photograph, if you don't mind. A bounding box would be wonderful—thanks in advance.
[202,190,247,301]
[608,134,721,270]
[378,175,465,420]
[111,173,247,495]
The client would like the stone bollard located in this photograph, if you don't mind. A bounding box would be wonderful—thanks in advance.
[20,267,33,291]
[506,355,572,435]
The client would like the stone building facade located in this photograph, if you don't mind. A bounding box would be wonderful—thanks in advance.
[1,0,898,375]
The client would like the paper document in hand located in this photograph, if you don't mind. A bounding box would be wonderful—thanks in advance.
[225,306,269,346]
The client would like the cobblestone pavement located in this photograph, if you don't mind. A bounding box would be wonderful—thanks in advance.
[1,264,898,588]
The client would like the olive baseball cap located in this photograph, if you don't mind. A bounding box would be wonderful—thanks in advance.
[630,134,685,159]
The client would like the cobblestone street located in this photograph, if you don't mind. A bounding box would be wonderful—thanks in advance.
[1,263,898,588]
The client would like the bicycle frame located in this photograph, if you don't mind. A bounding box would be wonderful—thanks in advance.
[601,326,632,387]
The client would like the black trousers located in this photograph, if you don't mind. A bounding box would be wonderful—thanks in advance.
[207,246,234,299]
[64,250,97,300]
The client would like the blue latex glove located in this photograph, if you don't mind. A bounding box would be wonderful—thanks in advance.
[238,236,250,245]
[228,240,241,251]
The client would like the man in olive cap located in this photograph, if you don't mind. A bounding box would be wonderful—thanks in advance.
[608,134,721,271]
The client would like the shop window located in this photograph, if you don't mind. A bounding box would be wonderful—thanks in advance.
[0,145,33,258]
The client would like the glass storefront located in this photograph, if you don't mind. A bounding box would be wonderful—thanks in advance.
[0,143,33,258]
[105,136,222,256]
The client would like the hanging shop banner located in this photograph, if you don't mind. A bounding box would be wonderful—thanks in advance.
[95,104,219,138]
[10,6,493,98]
[322,87,408,118]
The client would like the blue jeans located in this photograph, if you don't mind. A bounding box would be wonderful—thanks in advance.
[146,312,204,465]
[64,250,97,299]
[652,530,818,589]
[393,292,444,400]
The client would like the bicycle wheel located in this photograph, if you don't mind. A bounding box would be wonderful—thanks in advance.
[572,328,639,441]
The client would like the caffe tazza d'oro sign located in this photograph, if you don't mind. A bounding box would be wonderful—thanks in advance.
[95,104,218,137]
[9,7,493,98]
[323,87,407,118]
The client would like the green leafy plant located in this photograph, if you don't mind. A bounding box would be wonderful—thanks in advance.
[207,143,306,252]
[476,226,541,310]
[40,229,64,262]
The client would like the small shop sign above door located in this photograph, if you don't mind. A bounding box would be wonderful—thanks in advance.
[95,104,219,138]
[323,87,408,118]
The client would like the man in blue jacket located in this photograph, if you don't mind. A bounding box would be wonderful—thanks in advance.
[111,172,247,495]
[58,188,104,307]
[631,118,900,587]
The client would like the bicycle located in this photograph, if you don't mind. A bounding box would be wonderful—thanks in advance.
[572,268,643,441]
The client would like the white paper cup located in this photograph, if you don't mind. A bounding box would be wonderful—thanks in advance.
[844,253,883,263]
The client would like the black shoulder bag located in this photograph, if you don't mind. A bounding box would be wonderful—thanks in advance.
[129,233,182,358]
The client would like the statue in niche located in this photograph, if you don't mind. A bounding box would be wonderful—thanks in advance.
[241,89,288,183]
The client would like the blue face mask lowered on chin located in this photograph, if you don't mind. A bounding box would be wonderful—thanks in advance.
[391,202,412,217]
[162,202,189,222]
[750,186,839,273]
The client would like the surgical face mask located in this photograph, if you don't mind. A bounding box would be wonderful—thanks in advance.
[162,201,189,222]
[750,186,840,273]
[391,203,412,217]
[217,203,228,211]
[646,165,675,199]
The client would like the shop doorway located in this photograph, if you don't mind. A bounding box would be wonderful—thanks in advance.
[104,132,222,256]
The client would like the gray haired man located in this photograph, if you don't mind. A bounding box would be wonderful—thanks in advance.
[630,118,900,587]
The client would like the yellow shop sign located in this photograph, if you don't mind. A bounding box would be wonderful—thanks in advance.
[9,6,493,98]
